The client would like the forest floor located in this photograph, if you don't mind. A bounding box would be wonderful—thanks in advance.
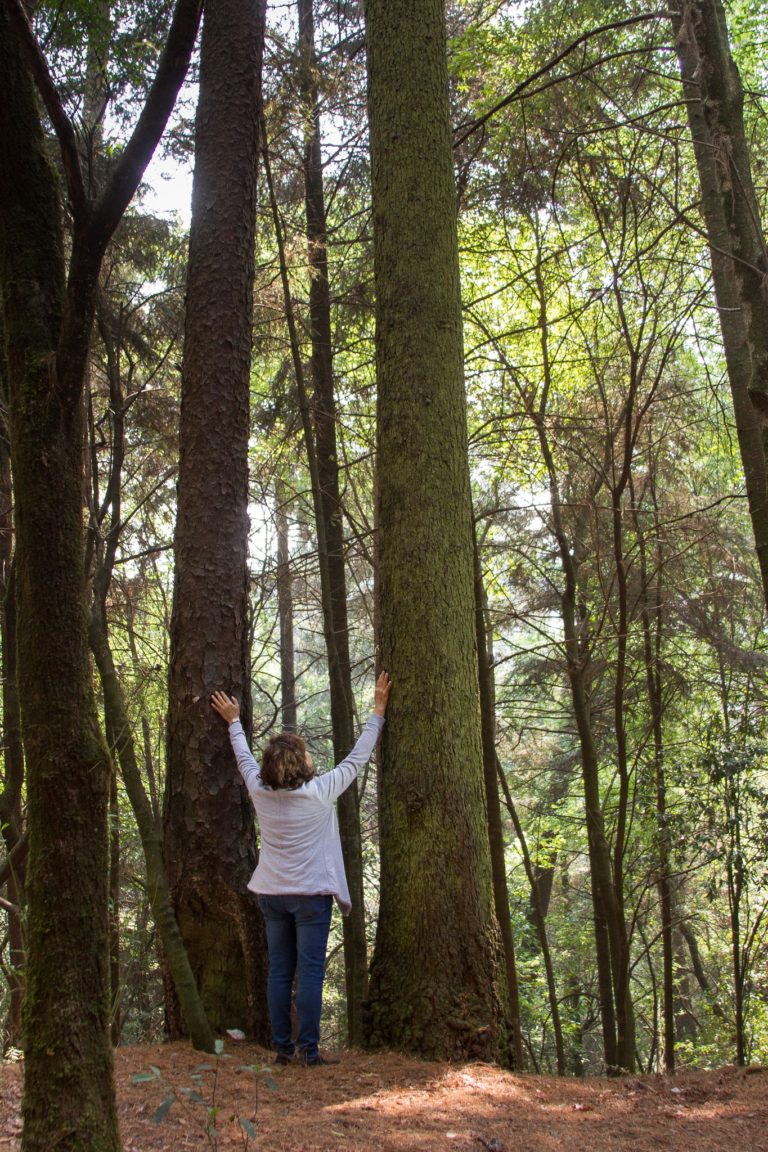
[1,1041,768,1151]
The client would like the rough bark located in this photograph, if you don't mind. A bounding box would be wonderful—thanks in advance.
[297,0,368,1045]
[164,0,269,1040]
[362,0,509,1063]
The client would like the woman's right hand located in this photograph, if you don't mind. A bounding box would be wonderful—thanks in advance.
[211,691,240,725]
[374,671,391,717]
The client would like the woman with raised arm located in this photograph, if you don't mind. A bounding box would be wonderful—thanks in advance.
[211,670,390,1066]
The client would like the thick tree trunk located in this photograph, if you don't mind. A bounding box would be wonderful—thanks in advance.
[1,1,200,1141]
[363,0,509,1063]
[673,0,768,605]
[297,0,368,1046]
[164,0,269,1040]
[0,12,119,1147]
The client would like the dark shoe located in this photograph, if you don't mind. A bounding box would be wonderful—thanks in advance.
[300,1052,339,1066]
[274,1052,294,1067]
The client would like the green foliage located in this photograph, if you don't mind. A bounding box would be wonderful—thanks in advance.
[131,1052,275,1150]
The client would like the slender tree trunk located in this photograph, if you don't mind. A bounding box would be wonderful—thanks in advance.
[164,0,269,1040]
[363,0,509,1063]
[631,464,675,1072]
[529,246,633,1071]
[296,0,368,1045]
[496,762,566,1075]
[87,302,217,1054]
[90,602,218,1051]
[275,482,298,732]
[605,388,637,1073]
[673,0,768,604]
[109,765,121,1045]
[0,421,24,1050]
[473,531,524,1069]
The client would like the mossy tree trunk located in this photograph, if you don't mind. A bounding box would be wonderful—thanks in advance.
[164,0,269,1041]
[362,0,510,1063]
[0,2,202,1146]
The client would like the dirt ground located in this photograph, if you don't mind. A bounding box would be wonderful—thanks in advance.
[2,1042,768,1151]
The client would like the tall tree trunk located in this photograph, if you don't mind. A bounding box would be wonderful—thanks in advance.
[296,0,368,1046]
[0,3,201,1143]
[164,0,269,1039]
[362,0,509,1063]
[673,0,768,605]
[1,15,114,1148]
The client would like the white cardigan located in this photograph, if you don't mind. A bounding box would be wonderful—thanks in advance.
[228,715,384,914]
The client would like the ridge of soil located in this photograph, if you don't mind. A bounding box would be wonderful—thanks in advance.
[2,1042,767,1150]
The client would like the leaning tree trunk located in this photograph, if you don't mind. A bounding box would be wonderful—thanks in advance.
[164,0,269,1040]
[673,0,768,606]
[362,0,510,1064]
[297,0,368,1046]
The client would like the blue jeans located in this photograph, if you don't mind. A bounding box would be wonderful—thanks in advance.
[258,894,333,1061]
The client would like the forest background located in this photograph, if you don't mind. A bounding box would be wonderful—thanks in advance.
[3,0,768,1144]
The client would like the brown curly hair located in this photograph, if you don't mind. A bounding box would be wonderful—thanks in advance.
[261,731,315,790]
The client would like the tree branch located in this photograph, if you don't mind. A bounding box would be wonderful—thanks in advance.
[88,0,204,248]
[453,11,673,148]
[3,0,87,220]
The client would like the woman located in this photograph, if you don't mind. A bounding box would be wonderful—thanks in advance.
[211,671,390,1066]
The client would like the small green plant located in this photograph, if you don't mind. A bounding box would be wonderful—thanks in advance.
[131,1042,279,1150]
